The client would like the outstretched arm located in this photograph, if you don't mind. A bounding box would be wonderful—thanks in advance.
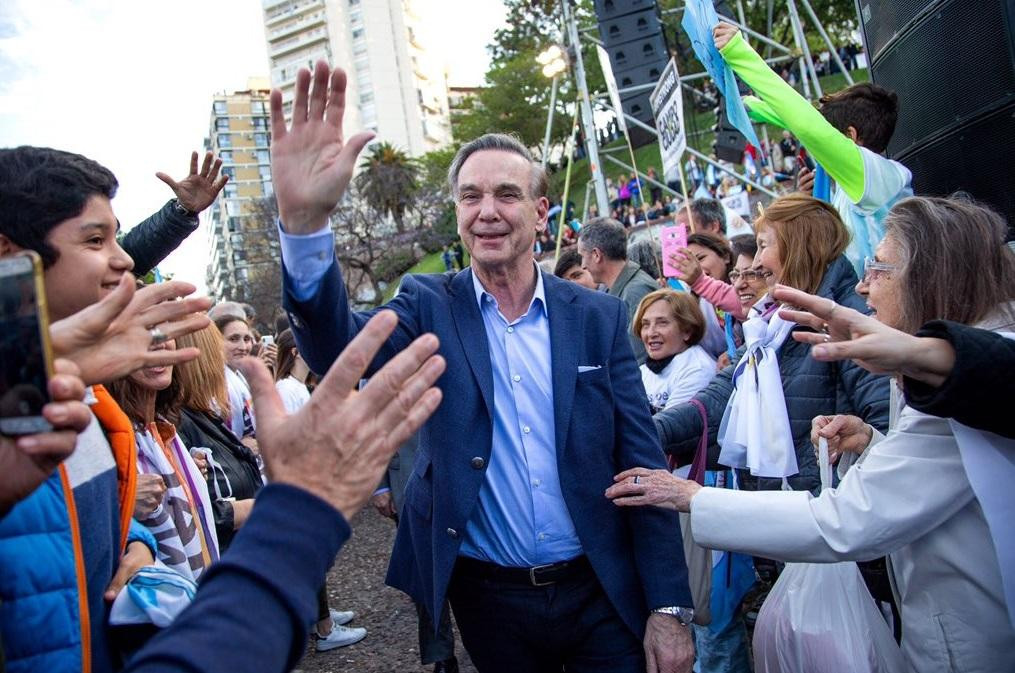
[713,24,865,202]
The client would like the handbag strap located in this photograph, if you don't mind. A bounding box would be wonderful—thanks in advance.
[667,399,709,485]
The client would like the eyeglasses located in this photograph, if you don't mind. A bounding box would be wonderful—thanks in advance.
[729,269,765,282]
[863,257,899,282]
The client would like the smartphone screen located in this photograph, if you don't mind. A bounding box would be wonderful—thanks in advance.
[660,223,688,278]
[0,253,53,435]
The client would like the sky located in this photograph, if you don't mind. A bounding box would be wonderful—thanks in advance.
[0,0,507,291]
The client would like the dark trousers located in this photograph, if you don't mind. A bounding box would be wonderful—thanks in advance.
[417,599,456,664]
[446,561,644,673]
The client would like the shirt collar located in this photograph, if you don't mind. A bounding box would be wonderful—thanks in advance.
[470,262,548,317]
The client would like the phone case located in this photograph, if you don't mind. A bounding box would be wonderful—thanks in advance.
[660,224,688,278]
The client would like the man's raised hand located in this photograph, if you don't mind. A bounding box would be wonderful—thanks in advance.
[239,311,444,520]
[156,151,229,215]
[270,61,376,235]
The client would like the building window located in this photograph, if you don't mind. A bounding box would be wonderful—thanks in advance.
[352,28,364,40]
[349,0,360,5]
[263,180,274,196]
[228,217,241,232]
[353,41,367,55]
[360,91,374,104]
[216,118,230,131]
[214,101,227,115]
[218,134,232,149]
[257,149,270,164]
[224,183,238,198]
[251,100,267,114]
[222,166,236,179]
[254,132,269,147]
[219,150,234,164]
[252,116,268,130]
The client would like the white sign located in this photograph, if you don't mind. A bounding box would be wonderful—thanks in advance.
[649,58,685,185]
[721,190,751,217]
[596,44,627,133]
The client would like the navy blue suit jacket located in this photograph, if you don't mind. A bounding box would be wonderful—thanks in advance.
[282,259,692,638]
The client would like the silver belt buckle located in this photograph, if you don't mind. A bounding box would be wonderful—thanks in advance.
[529,562,557,587]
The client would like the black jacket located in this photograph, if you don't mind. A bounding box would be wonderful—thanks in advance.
[176,408,263,550]
[906,320,1015,439]
[121,200,199,277]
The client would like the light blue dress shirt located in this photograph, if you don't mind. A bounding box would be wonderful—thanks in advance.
[278,223,583,567]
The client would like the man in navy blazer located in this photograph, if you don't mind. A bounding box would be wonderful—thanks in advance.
[269,62,694,672]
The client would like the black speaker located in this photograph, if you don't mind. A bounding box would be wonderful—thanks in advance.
[595,0,670,148]
[858,0,1015,229]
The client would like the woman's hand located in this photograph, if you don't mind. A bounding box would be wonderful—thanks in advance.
[605,467,702,513]
[133,473,167,519]
[667,247,702,284]
[810,414,872,465]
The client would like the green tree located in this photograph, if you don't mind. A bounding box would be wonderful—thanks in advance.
[355,141,420,233]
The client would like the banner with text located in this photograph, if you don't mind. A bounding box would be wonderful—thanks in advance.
[650,58,686,185]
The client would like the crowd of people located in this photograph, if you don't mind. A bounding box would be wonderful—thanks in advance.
[1,17,1013,673]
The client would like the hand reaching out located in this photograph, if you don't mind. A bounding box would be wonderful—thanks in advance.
[270,62,376,235]
[156,151,229,215]
[667,248,703,284]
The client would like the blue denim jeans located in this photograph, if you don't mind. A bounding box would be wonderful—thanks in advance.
[692,607,753,673]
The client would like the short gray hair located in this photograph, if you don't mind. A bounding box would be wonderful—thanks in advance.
[690,198,726,234]
[447,133,548,200]
[578,217,628,261]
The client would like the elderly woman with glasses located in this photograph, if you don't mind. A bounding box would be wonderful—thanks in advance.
[609,196,1015,673]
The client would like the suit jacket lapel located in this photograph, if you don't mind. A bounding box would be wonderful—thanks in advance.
[449,269,495,420]
[545,273,581,457]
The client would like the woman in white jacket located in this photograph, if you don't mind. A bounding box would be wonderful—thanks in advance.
[608,196,1015,673]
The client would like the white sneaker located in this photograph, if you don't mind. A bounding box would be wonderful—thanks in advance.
[315,623,367,651]
[330,608,355,626]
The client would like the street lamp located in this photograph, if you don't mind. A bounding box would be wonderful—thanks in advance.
[536,44,568,168]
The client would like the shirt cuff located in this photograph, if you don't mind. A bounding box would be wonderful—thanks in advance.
[372,487,391,496]
[277,219,335,302]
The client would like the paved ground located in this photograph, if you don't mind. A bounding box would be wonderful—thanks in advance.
[294,508,476,673]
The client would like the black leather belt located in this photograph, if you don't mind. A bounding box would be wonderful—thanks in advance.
[455,555,592,587]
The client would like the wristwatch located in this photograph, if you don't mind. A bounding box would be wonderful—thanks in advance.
[652,606,695,626]
[171,198,197,218]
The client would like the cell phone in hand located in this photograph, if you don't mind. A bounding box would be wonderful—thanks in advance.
[660,223,688,278]
[0,252,55,435]
[261,335,274,347]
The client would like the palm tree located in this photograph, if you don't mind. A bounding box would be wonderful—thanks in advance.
[355,142,420,233]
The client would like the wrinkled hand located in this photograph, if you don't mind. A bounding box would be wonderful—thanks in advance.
[606,467,701,513]
[134,473,167,519]
[667,248,702,284]
[239,310,444,520]
[191,452,209,479]
[0,360,90,516]
[773,285,953,385]
[50,275,211,386]
[811,414,872,465]
[645,612,694,673]
[712,21,740,50]
[370,491,397,519]
[105,541,155,602]
[270,61,376,235]
[797,167,815,195]
[156,151,228,215]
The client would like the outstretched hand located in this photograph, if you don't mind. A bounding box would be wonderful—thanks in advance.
[156,151,228,215]
[238,311,444,520]
[667,248,703,284]
[773,285,954,383]
[49,275,212,386]
[270,61,376,235]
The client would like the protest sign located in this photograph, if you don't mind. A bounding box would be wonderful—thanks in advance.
[722,190,751,217]
[649,58,685,185]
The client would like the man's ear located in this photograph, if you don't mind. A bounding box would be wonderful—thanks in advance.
[0,233,25,258]
[846,126,860,144]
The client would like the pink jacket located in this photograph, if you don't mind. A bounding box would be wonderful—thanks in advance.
[690,274,748,320]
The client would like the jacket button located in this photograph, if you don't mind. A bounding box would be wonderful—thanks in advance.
[470,456,485,469]
[447,528,458,538]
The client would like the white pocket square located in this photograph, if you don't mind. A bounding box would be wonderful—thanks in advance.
[577,365,603,373]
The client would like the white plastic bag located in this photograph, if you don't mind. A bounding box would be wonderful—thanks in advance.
[752,439,909,673]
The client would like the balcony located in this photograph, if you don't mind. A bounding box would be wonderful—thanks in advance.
[269,25,328,59]
[264,0,323,26]
[267,9,326,42]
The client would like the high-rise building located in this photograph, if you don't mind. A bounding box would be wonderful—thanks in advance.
[205,79,279,302]
[261,0,453,157]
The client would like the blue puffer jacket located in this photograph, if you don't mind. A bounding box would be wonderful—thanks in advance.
[654,256,891,493]
[0,470,82,673]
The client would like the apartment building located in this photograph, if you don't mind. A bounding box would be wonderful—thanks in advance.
[261,0,453,156]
